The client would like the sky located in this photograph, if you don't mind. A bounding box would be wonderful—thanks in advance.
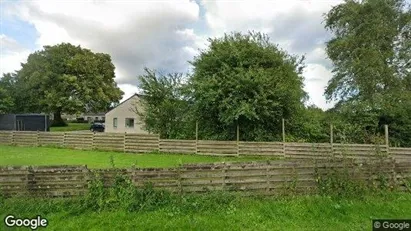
[0,0,346,110]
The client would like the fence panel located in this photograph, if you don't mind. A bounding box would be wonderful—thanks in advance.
[239,141,284,157]
[159,139,196,154]
[197,140,237,156]
[93,133,125,152]
[0,131,12,145]
[333,144,388,159]
[390,147,411,163]
[63,132,93,150]
[29,165,89,197]
[124,134,160,153]
[38,132,64,147]
[0,166,29,197]
[285,143,333,159]
[12,131,38,146]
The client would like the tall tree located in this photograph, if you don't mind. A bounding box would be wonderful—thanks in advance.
[190,31,307,141]
[324,0,411,145]
[15,43,123,125]
[325,0,411,104]
[135,68,194,139]
[0,73,16,113]
[0,87,13,114]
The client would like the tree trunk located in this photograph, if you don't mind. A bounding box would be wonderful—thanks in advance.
[52,110,67,127]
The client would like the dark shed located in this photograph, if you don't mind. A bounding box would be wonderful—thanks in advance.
[0,114,50,131]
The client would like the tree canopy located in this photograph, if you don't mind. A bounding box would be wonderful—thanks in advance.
[136,68,194,139]
[325,0,411,104]
[7,43,123,125]
[324,0,411,145]
[190,32,307,141]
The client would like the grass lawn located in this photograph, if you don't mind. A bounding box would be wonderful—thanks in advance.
[0,145,273,168]
[1,192,410,230]
[50,123,90,132]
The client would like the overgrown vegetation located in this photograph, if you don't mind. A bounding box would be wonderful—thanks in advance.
[314,146,400,198]
[1,175,410,230]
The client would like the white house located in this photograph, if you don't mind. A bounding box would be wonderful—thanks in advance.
[104,94,148,133]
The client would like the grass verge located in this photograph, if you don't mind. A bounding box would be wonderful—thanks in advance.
[0,145,274,168]
[1,192,410,230]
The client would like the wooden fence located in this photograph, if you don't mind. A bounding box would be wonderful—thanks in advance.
[1,131,411,162]
[1,159,410,197]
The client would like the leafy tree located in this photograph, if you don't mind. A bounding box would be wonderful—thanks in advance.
[190,31,307,141]
[325,0,411,104]
[0,87,13,113]
[288,105,330,143]
[135,68,195,139]
[15,43,123,126]
[324,0,411,145]
[0,73,16,113]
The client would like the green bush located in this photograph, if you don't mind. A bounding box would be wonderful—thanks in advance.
[84,172,174,212]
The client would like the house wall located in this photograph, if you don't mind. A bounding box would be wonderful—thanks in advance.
[105,95,148,134]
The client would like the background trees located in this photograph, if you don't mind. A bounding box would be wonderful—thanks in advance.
[139,32,309,141]
[2,43,123,126]
[136,68,194,139]
[190,32,307,141]
[324,0,411,145]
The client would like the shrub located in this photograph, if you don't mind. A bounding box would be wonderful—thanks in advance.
[84,171,174,212]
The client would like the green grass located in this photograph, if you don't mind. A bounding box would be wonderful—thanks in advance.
[0,145,272,168]
[50,123,90,132]
[1,192,410,230]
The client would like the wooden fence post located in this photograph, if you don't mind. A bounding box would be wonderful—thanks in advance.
[237,124,240,156]
[11,131,15,145]
[157,133,160,152]
[330,124,334,156]
[385,125,389,156]
[330,124,333,145]
[282,119,286,158]
[282,118,285,143]
[222,162,227,190]
[124,132,127,153]
[196,121,198,155]
[63,132,67,147]
[36,130,40,147]
[384,125,389,146]
[91,132,95,150]
[266,165,270,193]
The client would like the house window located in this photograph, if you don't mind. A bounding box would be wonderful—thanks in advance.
[113,118,118,128]
[125,118,134,128]
[95,117,98,120]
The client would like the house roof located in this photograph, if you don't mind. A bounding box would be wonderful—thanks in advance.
[105,93,143,115]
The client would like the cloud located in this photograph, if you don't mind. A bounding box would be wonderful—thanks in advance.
[3,0,201,87]
[1,0,343,108]
[303,64,336,109]
[0,35,31,75]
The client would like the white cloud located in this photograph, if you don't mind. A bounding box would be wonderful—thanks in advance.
[1,0,343,109]
[303,64,336,109]
[0,35,31,75]
[117,83,141,103]
[2,0,202,102]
